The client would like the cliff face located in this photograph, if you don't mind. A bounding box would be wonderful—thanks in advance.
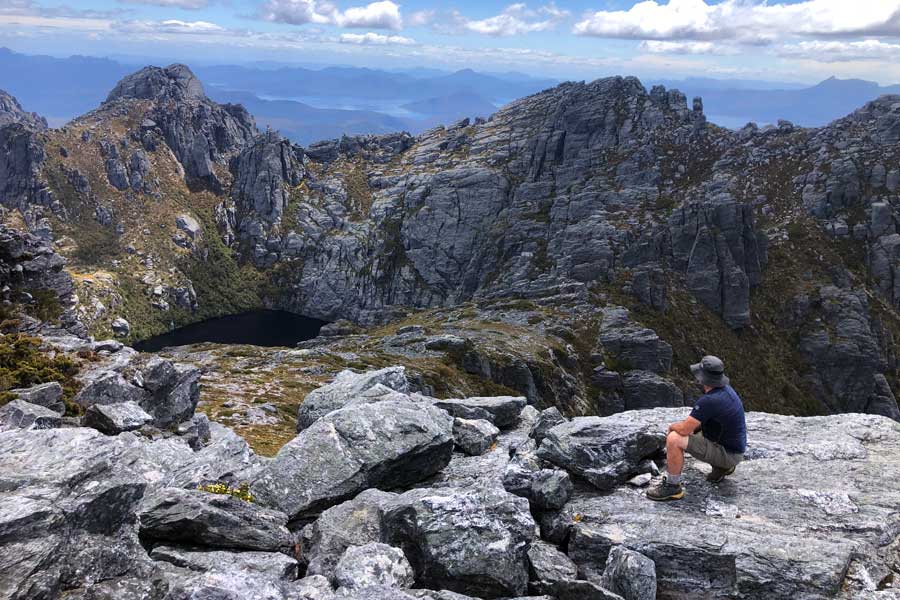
[1,66,900,422]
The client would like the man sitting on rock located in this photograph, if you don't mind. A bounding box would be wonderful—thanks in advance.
[647,355,747,501]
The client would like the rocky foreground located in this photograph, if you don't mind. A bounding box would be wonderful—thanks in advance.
[2,363,898,599]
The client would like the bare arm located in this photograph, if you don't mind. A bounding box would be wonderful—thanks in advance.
[668,416,701,437]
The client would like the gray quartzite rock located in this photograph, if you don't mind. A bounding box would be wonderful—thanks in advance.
[382,484,536,598]
[452,417,500,455]
[296,366,409,432]
[0,428,153,597]
[0,399,62,430]
[253,399,453,521]
[530,406,566,446]
[138,486,292,552]
[548,408,900,599]
[301,488,397,580]
[82,401,154,435]
[433,396,527,428]
[150,544,299,581]
[536,413,665,489]
[527,540,579,584]
[598,306,673,374]
[8,381,64,414]
[334,542,415,590]
[600,545,657,600]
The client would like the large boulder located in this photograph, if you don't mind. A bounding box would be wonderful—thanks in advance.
[433,396,526,428]
[150,545,299,581]
[8,381,64,414]
[333,542,415,590]
[536,413,665,489]
[301,488,397,580]
[296,366,409,432]
[0,428,154,597]
[138,487,292,552]
[382,484,535,598]
[0,399,62,430]
[138,357,201,428]
[452,417,499,455]
[253,400,453,521]
[600,546,656,600]
[82,401,153,435]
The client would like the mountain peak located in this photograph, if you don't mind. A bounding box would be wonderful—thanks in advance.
[0,89,47,130]
[105,63,205,104]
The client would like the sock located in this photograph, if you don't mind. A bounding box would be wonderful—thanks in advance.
[666,472,682,485]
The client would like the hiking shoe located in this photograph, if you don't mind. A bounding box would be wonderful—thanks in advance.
[646,476,684,501]
[707,466,736,483]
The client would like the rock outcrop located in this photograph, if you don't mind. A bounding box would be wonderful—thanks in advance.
[104,64,255,190]
[0,90,47,130]
[1,366,899,599]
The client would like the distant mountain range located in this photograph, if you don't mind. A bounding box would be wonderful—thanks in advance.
[2,47,900,143]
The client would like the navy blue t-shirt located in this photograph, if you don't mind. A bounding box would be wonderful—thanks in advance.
[689,385,747,454]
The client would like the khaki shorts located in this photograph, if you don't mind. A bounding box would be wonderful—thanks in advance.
[686,433,744,470]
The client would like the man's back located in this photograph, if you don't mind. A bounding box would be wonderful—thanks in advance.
[690,385,747,454]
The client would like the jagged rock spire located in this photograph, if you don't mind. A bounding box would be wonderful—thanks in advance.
[105,64,205,104]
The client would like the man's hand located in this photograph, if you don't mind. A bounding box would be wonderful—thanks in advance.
[668,416,701,437]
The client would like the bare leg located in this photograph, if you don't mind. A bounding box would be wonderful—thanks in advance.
[666,431,689,477]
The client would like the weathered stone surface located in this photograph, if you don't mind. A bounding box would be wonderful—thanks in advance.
[0,428,153,597]
[0,89,47,130]
[382,484,535,598]
[600,545,656,600]
[452,417,499,455]
[139,356,201,428]
[253,400,453,520]
[82,401,153,434]
[546,408,900,599]
[301,488,397,580]
[8,381,64,414]
[433,396,527,429]
[150,544,299,580]
[334,542,415,590]
[598,306,672,374]
[293,574,337,600]
[138,487,292,551]
[621,370,684,410]
[536,413,665,489]
[296,366,409,432]
[527,540,578,584]
[529,468,573,511]
[0,399,62,430]
[530,407,566,446]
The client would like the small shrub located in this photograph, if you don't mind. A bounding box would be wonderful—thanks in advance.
[197,482,255,503]
[0,334,79,408]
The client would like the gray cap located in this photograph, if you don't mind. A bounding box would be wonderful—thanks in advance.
[690,355,729,388]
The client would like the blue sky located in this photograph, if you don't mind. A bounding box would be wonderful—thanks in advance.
[3,0,900,83]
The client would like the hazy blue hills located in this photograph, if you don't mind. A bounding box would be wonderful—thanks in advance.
[3,47,900,143]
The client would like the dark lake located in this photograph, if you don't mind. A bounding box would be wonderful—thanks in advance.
[133,310,328,352]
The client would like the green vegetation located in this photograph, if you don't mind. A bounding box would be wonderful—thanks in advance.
[71,220,122,266]
[0,334,79,410]
[25,289,63,324]
[197,482,255,503]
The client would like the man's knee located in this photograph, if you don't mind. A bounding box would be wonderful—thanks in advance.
[667,430,688,450]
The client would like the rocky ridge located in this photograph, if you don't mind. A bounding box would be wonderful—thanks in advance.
[2,65,898,423]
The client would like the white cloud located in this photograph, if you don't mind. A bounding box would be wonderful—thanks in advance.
[119,0,209,8]
[464,3,570,36]
[778,39,900,62]
[639,40,736,55]
[574,0,900,44]
[114,19,226,34]
[408,9,434,27]
[260,0,402,30]
[339,31,415,44]
[334,0,401,29]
